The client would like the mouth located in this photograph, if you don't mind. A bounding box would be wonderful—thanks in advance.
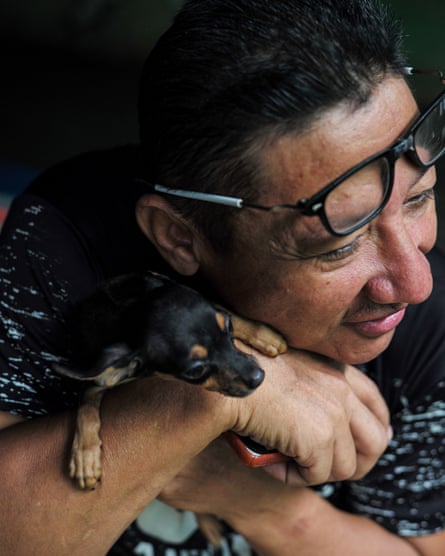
[345,306,407,338]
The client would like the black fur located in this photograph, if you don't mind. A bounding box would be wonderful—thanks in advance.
[55,272,264,397]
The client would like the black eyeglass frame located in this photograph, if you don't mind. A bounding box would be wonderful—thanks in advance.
[295,81,445,235]
[139,67,445,236]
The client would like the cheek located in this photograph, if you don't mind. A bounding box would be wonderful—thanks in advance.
[278,280,355,348]
[234,268,363,350]
[422,204,438,251]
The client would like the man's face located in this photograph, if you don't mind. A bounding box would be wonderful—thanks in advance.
[199,77,437,364]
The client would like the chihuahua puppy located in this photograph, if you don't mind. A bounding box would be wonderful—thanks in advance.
[54,271,287,544]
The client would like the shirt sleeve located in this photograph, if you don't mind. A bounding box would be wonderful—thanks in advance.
[0,193,103,417]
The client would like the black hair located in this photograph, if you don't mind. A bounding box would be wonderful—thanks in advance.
[138,0,406,252]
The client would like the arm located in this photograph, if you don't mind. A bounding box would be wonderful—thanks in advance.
[0,194,389,553]
[161,438,445,556]
[0,378,228,556]
[0,349,389,555]
[235,485,445,556]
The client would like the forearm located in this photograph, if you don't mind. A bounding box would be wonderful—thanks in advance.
[230,487,419,556]
[0,377,232,556]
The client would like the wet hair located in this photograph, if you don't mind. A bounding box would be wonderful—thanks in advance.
[138,0,407,252]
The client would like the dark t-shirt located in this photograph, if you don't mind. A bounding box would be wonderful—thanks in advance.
[1,146,444,553]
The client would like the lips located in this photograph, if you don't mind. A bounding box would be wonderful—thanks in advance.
[345,306,407,338]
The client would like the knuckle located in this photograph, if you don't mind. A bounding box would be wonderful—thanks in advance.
[353,458,377,480]
[359,373,380,395]
[309,418,336,448]
[329,377,350,400]
[323,399,349,427]
[364,425,389,456]
[331,459,357,481]
[297,463,330,486]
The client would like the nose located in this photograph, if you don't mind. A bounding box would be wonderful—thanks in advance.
[365,216,435,306]
[244,367,265,389]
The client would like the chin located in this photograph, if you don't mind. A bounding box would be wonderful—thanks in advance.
[339,331,396,366]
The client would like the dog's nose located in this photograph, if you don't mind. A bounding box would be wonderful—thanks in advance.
[245,368,265,389]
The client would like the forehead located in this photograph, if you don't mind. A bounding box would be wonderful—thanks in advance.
[258,77,419,206]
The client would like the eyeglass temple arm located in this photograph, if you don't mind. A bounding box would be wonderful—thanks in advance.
[153,184,246,207]
[403,66,445,85]
[134,179,246,208]
[134,180,284,211]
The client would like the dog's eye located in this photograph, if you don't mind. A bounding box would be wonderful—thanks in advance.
[182,361,210,382]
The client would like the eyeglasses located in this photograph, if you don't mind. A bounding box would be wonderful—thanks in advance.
[141,68,445,236]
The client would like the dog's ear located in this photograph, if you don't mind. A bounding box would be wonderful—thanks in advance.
[136,194,201,276]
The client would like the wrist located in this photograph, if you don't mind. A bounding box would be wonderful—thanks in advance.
[105,375,238,444]
[228,485,316,553]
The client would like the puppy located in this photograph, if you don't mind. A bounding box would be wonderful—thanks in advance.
[54,271,287,545]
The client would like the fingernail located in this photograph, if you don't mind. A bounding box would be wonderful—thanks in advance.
[387,425,393,441]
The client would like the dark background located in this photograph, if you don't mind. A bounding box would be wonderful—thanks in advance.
[0,0,444,245]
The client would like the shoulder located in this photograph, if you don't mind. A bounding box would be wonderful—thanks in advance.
[14,145,162,277]
[26,145,143,231]
[0,147,167,416]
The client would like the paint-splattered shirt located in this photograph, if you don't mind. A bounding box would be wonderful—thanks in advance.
[1,147,444,553]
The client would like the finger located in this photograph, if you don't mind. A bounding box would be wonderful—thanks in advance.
[326,384,388,482]
[344,366,390,429]
[263,461,310,487]
[347,403,390,479]
[325,430,359,482]
[264,457,341,488]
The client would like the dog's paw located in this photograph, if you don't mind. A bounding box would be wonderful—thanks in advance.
[231,316,288,357]
[249,326,288,357]
[195,513,224,546]
[69,433,102,490]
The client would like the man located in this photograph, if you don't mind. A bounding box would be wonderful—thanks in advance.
[0,0,444,554]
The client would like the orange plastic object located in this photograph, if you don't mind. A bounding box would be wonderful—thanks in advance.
[224,431,291,467]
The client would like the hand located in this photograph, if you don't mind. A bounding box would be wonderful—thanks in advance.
[159,437,296,520]
[225,348,390,485]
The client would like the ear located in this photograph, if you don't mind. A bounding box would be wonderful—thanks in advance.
[136,194,200,276]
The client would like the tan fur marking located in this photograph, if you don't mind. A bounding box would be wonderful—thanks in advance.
[200,374,223,392]
[196,513,223,546]
[189,344,208,359]
[70,387,104,489]
[96,365,132,388]
[215,311,226,332]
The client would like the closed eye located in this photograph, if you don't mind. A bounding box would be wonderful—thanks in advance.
[182,361,211,382]
[317,237,362,262]
[404,186,436,210]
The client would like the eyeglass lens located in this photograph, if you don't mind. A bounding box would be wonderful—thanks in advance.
[325,93,445,234]
[413,95,445,165]
[325,157,391,234]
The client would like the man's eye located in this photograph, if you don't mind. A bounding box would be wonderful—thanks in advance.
[318,237,361,262]
[405,187,436,210]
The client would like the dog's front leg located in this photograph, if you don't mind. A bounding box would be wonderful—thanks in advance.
[70,386,105,490]
[225,312,288,357]
[195,512,224,547]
